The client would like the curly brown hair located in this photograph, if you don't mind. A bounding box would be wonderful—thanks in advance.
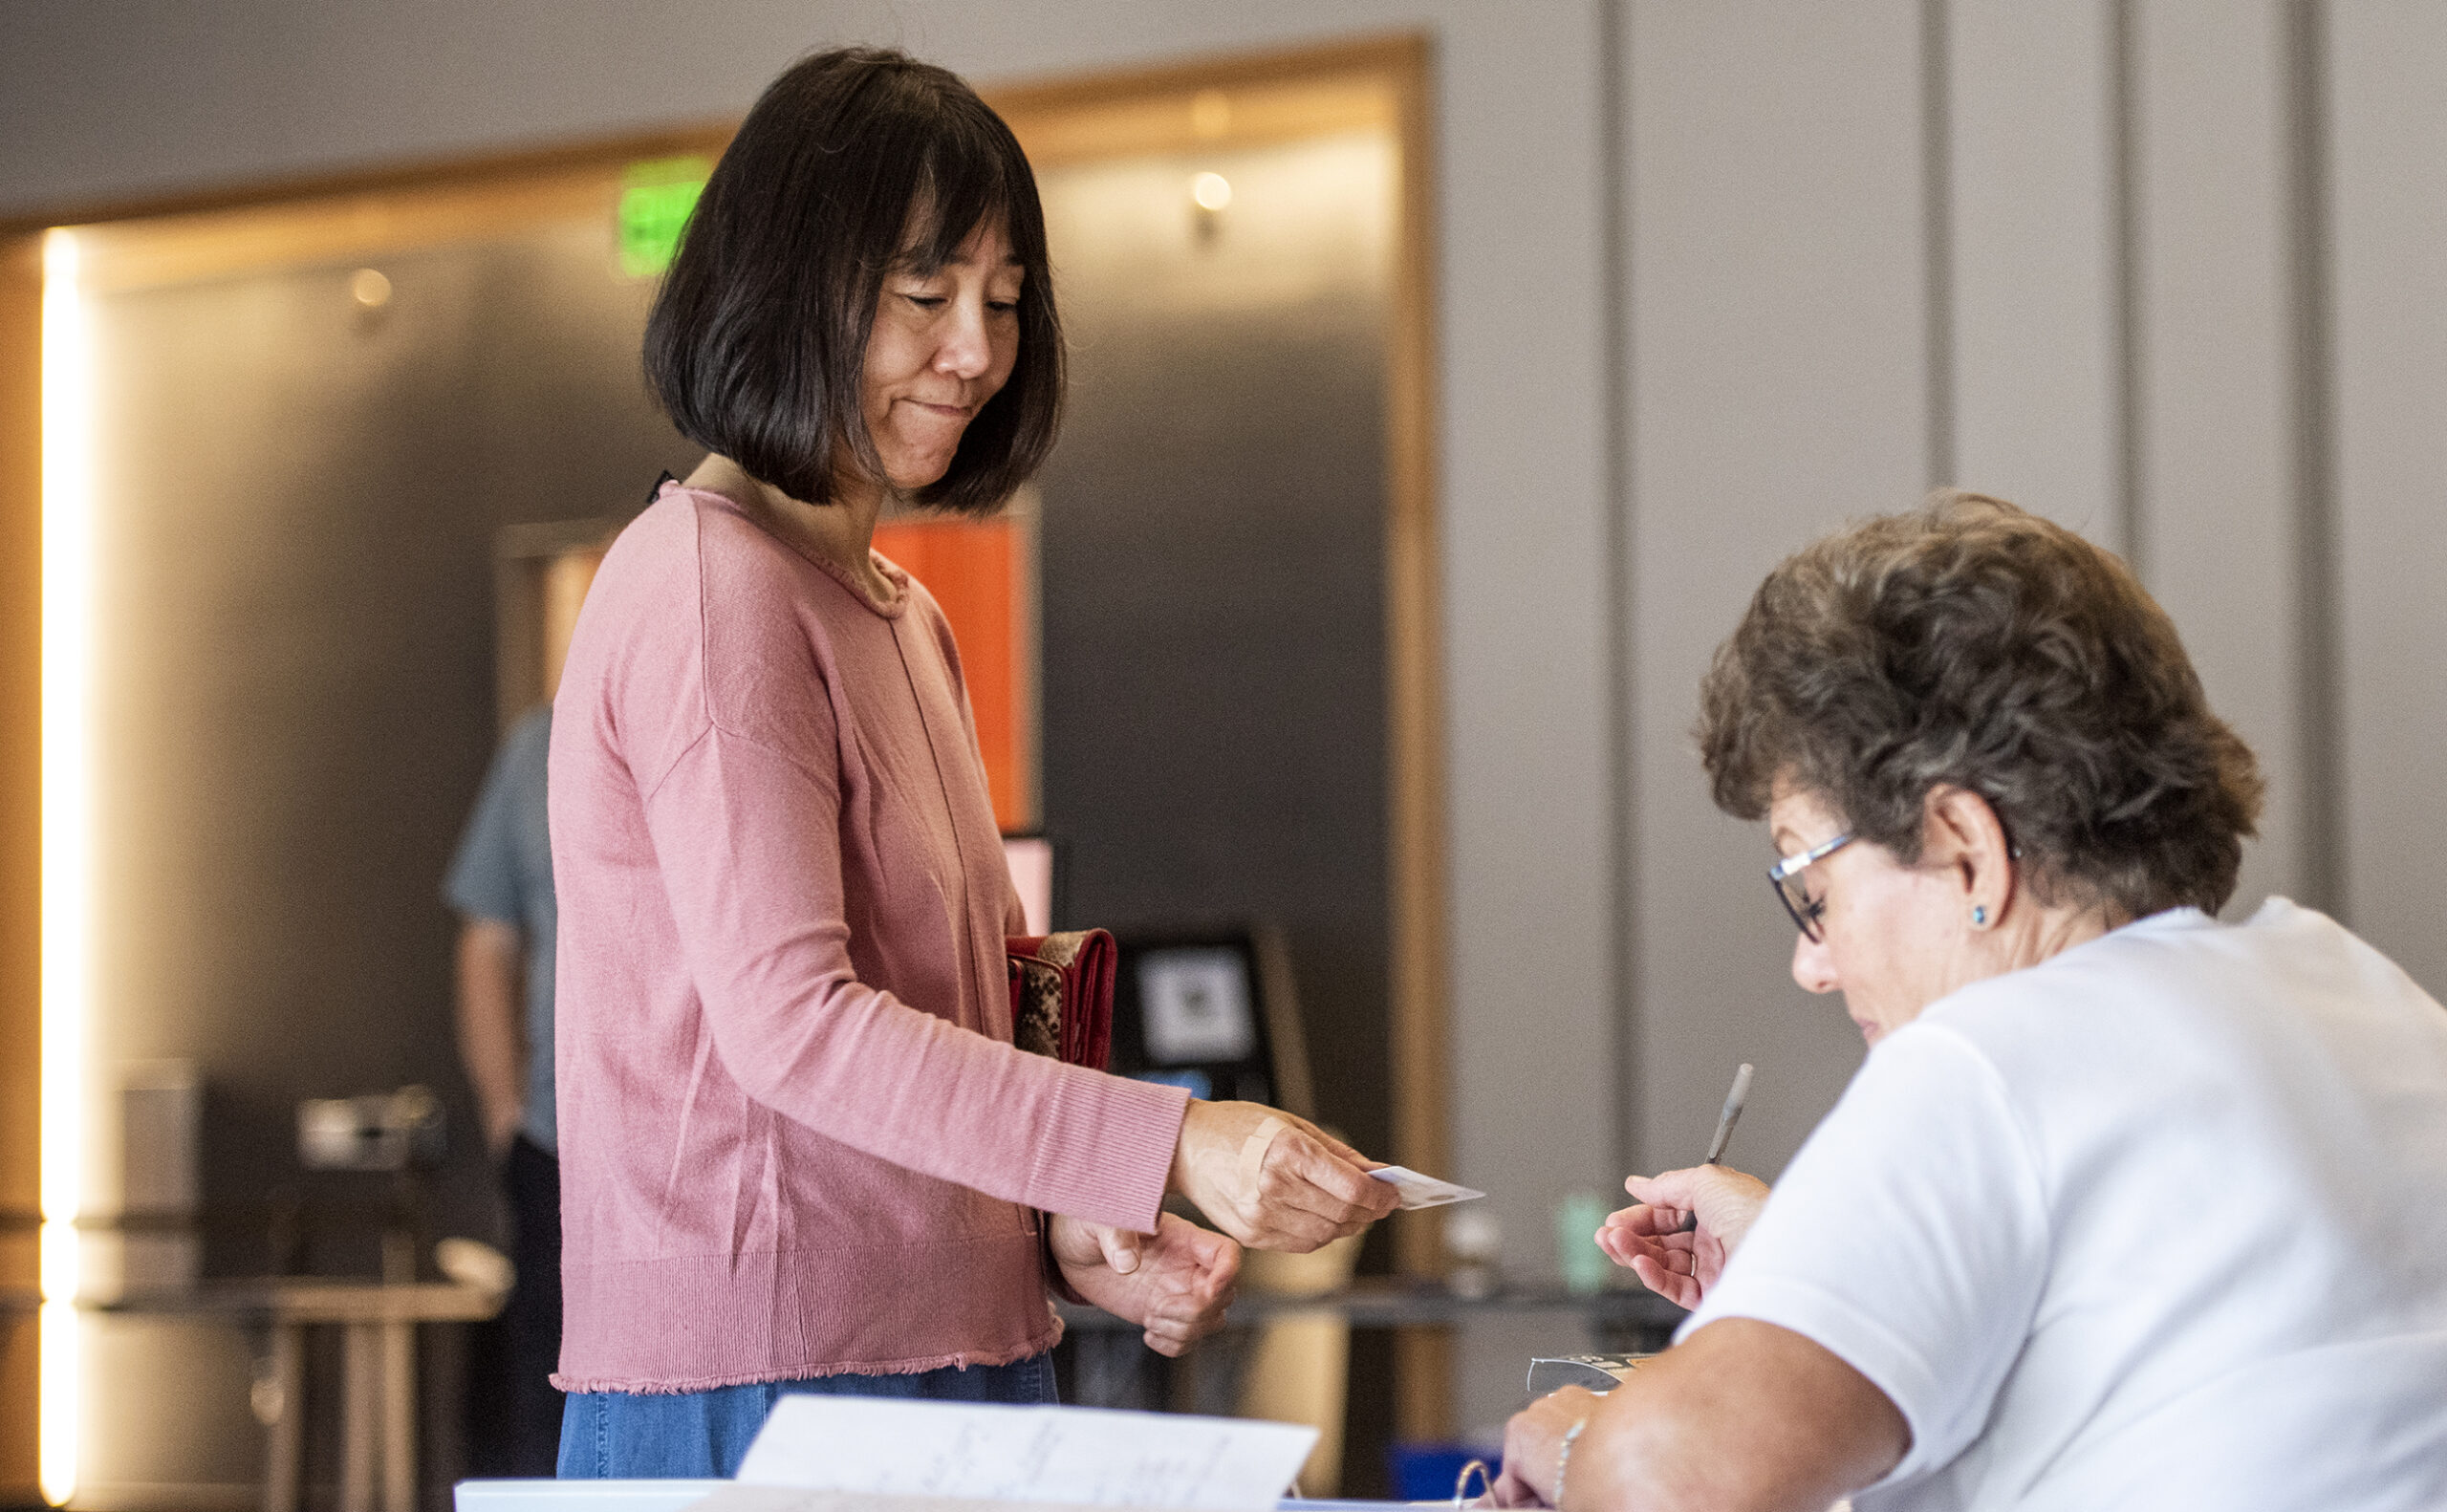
[1697,490,2263,916]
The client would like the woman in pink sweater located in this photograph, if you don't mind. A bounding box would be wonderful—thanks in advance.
[547,49,1397,1476]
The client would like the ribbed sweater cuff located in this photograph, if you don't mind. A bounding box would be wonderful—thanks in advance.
[1029,1072,1190,1232]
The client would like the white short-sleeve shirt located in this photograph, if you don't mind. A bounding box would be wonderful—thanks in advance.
[1684,899,2447,1510]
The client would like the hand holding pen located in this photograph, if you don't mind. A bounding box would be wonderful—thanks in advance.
[1678,1062,1754,1232]
[1595,1063,1771,1308]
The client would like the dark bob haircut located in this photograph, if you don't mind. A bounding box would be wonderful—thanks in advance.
[1698,490,2263,918]
[643,47,1062,514]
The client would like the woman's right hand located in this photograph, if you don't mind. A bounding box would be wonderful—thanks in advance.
[1596,1164,1771,1308]
[1168,1100,1399,1252]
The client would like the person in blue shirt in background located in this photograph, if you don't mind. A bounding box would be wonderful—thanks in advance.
[446,702,562,1474]
[444,540,602,1475]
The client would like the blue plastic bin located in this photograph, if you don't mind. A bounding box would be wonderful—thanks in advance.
[1387,1442,1501,1502]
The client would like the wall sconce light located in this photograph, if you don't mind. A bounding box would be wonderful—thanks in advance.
[1190,172,1232,246]
[351,266,393,334]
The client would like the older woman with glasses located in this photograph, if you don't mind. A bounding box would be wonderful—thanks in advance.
[1491,493,2447,1509]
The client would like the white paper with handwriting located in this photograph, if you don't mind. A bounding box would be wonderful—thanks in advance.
[729,1396,1317,1510]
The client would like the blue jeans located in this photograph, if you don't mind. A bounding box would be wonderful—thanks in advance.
[556,1353,1058,1479]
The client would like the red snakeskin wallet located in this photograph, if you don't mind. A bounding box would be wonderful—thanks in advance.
[1007,929,1116,1071]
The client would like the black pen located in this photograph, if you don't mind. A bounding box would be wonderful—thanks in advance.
[1676,1063,1753,1234]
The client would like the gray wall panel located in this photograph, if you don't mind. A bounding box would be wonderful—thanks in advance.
[1947,0,2124,548]
[1439,1,1616,1443]
[2132,0,2303,915]
[1625,0,1929,1189]
[2331,0,2447,997]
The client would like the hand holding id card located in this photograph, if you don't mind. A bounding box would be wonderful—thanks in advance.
[1368,1164,1486,1210]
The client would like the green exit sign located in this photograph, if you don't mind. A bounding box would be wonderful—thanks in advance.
[618,156,710,278]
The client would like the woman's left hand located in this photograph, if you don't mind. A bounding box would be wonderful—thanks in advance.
[1490,1386,1602,1507]
[1049,1213,1241,1356]
[1597,1165,1770,1309]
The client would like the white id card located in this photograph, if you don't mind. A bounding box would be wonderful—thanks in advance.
[1368,1165,1486,1209]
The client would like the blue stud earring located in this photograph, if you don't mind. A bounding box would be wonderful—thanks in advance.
[1972,905,1988,927]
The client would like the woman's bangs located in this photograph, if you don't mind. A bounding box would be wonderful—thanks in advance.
[898,127,1023,271]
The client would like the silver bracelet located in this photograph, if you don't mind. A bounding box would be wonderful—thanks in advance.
[1550,1416,1590,1511]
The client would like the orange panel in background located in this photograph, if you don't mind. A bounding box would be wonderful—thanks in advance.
[872,515,1034,832]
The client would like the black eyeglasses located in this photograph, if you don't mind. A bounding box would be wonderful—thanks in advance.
[1768,832,1852,941]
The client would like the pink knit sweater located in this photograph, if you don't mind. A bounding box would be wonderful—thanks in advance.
[547,484,1189,1393]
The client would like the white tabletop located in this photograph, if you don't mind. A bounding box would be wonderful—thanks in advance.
[457,1481,727,1512]
[452,1482,1418,1512]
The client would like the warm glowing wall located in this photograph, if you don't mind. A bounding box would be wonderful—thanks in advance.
[872,513,1036,832]
[0,232,43,1508]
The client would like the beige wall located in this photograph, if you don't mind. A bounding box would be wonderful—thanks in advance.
[8,0,2444,1458]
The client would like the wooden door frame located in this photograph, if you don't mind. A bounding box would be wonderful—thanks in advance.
[1,224,46,1509]
[0,32,1453,1478]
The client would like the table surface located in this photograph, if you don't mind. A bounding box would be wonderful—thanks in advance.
[1057,1276,1685,1330]
[64,1276,1673,1329]
[87,1276,504,1322]
[454,1482,1429,1511]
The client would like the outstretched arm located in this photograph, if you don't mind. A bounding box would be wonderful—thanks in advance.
[1168,1102,1399,1251]
[644,722,1388,1246]
[1492,1319,1908,1510]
